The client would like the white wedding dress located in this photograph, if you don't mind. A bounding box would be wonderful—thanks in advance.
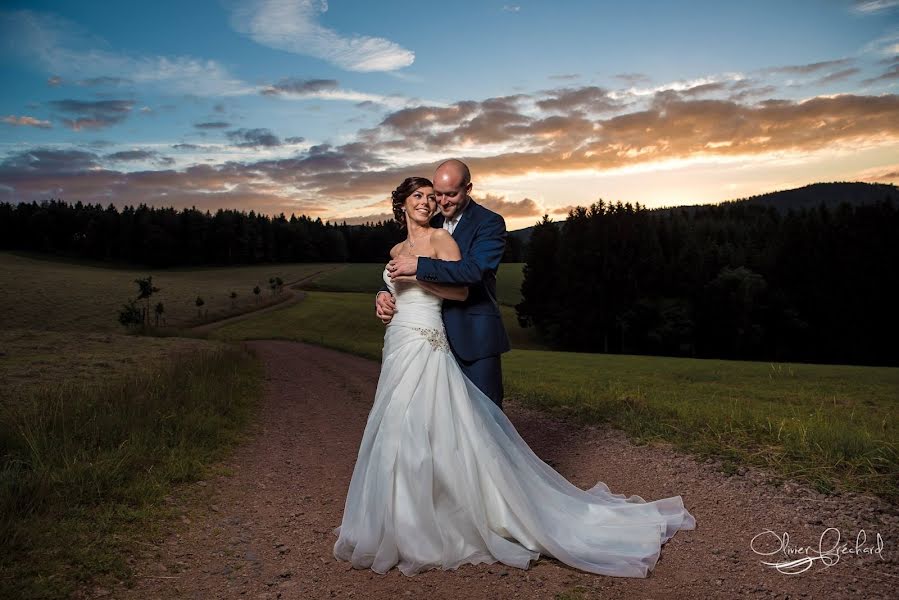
[332,267,696,578]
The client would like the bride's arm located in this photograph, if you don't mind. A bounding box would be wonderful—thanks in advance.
[397,230,469,301]
[417,280,468,301]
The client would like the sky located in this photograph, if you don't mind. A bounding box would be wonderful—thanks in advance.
[0,0,897,231]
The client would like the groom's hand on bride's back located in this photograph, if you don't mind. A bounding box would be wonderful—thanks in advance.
[375,291,396,324]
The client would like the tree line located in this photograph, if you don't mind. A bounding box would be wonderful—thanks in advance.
[516,195,898,367]
[0,199,523,266]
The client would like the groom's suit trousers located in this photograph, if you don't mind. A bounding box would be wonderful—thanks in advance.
[456,353,503,411]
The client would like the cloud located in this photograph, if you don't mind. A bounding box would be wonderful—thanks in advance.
[549,74,580,81]
[229,0,414,72]
[84,139,114,148]
[851,0,899,13]
[261,78,338,96]
[763,58,853,75]
[537,86,622,113]
[1,9,250,96]
[48,99,134,130]
[105,150,155,161]
[377,102,480,136]
[1,147,100,173]
[476,194,542,218]
[855,163,899,182]
[550,205,578,215]
[78,75,131,87]
[2,115,52,129]
[226,128,282,148]
[679,81,732,97]
[862,63,899,85]
[104,149,176,167]
[3,90,899,220]
[194,121,231,130]
[615,73,652,85]
[502,4,522,12]
[0,148,327,216]
[360,91,899,188]
[812,67,861,85]
[260,76,404,106]
[727,81,779,102]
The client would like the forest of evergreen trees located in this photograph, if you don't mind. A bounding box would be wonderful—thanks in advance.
[515,193,898,367]
[0,199,523,266]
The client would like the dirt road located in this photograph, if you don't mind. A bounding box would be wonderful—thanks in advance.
[99,340,897,599]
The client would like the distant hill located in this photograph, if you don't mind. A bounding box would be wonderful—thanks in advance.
[509,181,897,245]
[668,181,897,214]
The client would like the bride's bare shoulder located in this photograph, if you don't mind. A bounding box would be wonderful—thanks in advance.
[429,228,461,259]
[429,228,452,242]
[389,241,403,258]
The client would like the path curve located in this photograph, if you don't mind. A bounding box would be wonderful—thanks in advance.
[97,340,897,599]
[190,268,334,335]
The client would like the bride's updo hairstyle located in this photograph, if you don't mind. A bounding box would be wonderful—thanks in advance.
[391,177,433,230]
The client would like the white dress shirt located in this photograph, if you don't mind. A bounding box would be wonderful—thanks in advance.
[444,202,467,235]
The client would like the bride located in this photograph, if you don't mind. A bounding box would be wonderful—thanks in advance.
[332,177,696,578]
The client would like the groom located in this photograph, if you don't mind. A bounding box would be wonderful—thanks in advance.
[376,159,510,410]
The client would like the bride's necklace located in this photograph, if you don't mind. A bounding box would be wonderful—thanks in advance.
[405,229,428,249]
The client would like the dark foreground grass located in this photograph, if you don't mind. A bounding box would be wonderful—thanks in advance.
[0,343,264,599]
[213,291,899,502]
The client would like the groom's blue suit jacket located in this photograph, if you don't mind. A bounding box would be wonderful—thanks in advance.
[420,199,511,362]
[383,198,511,362]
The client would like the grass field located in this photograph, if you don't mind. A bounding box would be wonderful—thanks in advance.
[0,341,262,599]
[211,290,546,352]
[0,251,299,598]
[212,288,899,502]
[301,261,525,306]
[0,250,338,332]
[0,329,218,398]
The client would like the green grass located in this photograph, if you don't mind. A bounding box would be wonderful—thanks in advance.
[0,250,337,332]
[300,263,386,292]
[502,350,899,500]
[0,341,264,599]
[213,291,899,502]
[496,262,524,306]
[297,262,541,349]
[210,290,548,355]
[300,261,525,306]
[211,291,387,359]
[0,329,221,400]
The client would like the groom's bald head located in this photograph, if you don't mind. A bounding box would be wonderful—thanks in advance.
[434,159,471,188]
[433,159,472,219]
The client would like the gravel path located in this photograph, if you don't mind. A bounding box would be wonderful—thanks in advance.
[96,340,898,599]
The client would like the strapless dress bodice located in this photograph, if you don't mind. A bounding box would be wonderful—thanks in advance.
[383,266,443,329]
